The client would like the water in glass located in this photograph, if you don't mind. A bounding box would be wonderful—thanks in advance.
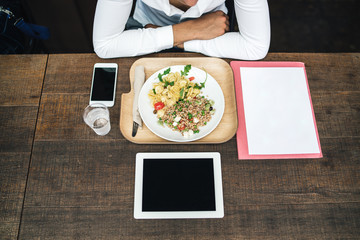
[84,106,111,135]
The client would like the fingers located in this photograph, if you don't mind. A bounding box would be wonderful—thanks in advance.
[181,10,230,41]
[145,24,159,29]
[218,11,230,32]
[225,21,230,32]
[225,16,230,32]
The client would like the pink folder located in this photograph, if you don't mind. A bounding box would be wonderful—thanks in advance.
[230,61,322,160]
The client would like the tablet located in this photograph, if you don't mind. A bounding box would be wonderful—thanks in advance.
[134,152,224,219]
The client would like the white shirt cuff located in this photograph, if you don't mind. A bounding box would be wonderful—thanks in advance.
[184,40,202,53]
[155,25,174,51]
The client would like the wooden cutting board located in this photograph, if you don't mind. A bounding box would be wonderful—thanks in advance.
[120,57,238,144]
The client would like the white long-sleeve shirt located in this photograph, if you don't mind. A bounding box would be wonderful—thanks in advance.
[93,0,271,60]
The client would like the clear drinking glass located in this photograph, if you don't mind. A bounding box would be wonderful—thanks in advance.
[83,103,111,136]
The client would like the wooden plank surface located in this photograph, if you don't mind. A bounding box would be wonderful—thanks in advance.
[0,106,40,153]
[20,138,360,239]
[0,55,47,239]
[23,137,360,207]
[16,53,360,239]
[0,55,47,106]
[19,203,360,239]
[35,53,136,141]
[0,153,32,240]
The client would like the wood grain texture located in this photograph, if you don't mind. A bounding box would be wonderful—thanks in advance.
[0,55,47,240]
[42,54,136,94]
[18,203,360,240]
[313,91,360,138]
[0,153,30,240]
[0,54,47,106]
[24,137,359,207]
[0,106,39,153]
[36,53,138,140]
[35,94,123,140]
[20,136,359,239]
[120,57,238,144]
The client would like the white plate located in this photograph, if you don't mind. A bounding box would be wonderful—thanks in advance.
[138,65,225,142]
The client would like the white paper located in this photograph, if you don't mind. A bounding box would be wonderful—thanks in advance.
[240,67,320,155]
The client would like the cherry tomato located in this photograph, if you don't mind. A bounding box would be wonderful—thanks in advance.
[154,102,165,110]
[178,124,185,131]
[189,76,195,81]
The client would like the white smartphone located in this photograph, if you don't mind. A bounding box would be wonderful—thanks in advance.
[89,63,118,107]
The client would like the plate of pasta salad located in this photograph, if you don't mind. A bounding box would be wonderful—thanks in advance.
[138,65,225,142]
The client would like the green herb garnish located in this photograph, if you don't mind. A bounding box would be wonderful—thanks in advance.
[181,64,191,76]
[179,87,184,98]
[158,67,171,82]
[164,81,175,88]
[193,68,208,89]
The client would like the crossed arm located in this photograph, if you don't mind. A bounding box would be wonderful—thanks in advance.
[93,0,270,59]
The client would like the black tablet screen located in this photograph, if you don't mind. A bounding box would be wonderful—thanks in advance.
[142,158,216,211]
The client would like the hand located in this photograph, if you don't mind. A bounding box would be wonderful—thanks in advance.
[191,11,230,40]
[173,10,229,46]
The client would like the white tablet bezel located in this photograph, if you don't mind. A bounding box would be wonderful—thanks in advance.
[134,152,224,219]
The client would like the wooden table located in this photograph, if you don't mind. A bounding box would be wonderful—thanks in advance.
[0,53,359,239]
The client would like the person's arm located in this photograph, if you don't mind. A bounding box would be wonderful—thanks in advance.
[93,0,174,58]
[173,11,229,47]
[184,0,271,60]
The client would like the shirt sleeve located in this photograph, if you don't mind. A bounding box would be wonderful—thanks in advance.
[184,0,271,60]
[93,0,174,58]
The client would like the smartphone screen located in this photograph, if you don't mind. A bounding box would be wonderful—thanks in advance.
[91,67,116,101]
